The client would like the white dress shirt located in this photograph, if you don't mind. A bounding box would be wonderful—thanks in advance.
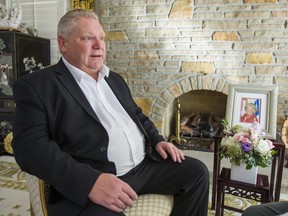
[62,58,145,176]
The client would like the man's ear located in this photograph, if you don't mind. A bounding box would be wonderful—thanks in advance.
[57,35,67,53]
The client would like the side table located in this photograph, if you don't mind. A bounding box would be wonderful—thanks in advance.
[216,168,270,216]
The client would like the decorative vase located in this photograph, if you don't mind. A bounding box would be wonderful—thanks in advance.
[230,162,258,185]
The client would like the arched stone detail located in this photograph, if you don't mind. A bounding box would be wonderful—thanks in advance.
[149,75,234,135]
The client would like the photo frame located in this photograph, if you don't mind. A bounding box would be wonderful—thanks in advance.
[226,84,278,140]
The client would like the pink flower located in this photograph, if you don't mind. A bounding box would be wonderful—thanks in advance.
[234,133,251,143]
[266,139,274,149]
[241,137,252,144]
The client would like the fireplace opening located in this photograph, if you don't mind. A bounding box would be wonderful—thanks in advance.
[164,90,227,151]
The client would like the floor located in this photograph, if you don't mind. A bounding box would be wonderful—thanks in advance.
[183,150,288,194]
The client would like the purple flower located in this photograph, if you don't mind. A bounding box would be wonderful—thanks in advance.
[241,142,252,152]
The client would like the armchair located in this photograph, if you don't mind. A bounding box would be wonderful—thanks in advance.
[26,173,174,216]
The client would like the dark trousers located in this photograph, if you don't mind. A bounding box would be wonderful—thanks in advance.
[242,201,288,216]
[49,156,210,216]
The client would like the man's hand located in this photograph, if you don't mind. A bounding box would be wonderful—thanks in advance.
[88,173,138,212]
[155,141,185,163]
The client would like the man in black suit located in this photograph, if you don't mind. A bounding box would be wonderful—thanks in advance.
[12,9,209,216]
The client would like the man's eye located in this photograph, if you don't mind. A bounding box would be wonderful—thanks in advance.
[82,36,93,40]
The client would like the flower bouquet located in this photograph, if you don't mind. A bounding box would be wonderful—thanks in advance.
[219,118,276,170]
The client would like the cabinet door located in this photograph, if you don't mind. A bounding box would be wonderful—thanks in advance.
[0,32,15,98]
[0,31,50,114]
[15,33,50,78]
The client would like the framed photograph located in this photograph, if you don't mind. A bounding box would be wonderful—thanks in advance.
[226,84,278,140]
[72,0,94,11]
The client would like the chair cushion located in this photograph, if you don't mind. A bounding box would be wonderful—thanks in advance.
[124,194,174,216]
[26,173,174,216]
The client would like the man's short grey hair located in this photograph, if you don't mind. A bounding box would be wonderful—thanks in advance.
[58,9,99,38]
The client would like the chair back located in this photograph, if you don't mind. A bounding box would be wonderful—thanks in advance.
[26,173,48,216]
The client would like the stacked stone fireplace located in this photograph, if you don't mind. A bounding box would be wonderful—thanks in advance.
[148,75,232,150]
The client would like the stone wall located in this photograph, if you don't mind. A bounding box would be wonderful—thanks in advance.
[96,0,288,136]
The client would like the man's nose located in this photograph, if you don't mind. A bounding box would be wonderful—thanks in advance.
[92,38,102,49]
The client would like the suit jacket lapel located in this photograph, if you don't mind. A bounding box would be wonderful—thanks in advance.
[105,76,153,153]
[54,60,101,123]
[54,60,144,134]
[104,75,132,115]
[104,75,145,132]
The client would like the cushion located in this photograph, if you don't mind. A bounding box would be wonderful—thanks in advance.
[124,194,174,216]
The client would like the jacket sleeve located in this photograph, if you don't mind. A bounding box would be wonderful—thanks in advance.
[12,76,100,207]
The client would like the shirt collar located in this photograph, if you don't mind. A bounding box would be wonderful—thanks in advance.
[62,57,110,82]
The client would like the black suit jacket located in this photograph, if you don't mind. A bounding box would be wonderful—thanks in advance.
[12,59,164,210]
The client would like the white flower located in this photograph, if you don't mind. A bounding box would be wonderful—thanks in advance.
[221,136,236,147]
[254,139,271,154]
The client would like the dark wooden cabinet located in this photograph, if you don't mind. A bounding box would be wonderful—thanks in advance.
[0,31,50,117]
[0,31,50,154]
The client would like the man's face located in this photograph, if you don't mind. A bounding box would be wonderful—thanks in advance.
[58,17,106,78]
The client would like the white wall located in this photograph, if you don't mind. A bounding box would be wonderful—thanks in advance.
[10,0,71,64]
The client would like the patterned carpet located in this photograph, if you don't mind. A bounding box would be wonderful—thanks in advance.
[0,156,30,216]
[0,155,287,216]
